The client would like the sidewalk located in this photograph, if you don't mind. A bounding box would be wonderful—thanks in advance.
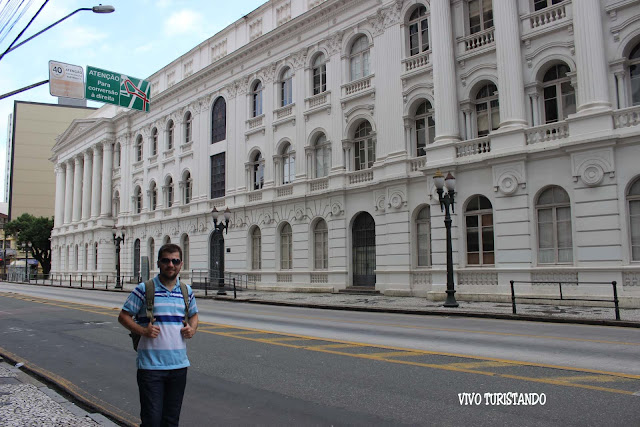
[0,357,117,426]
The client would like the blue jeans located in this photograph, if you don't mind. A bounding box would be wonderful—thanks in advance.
[137,368,188,427]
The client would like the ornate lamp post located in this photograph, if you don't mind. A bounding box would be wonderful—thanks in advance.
[113,226,125,289]
[211,207,231,295]
[22,241,32,283]
[434,170,459,308]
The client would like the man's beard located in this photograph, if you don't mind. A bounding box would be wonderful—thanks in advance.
[161,270,179,281]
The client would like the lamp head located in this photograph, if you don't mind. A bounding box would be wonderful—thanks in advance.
[433,170,445,190]
[27,241,32,248]
[223,207,231,222]
[211,206,219,222]
[92,5,115,13]
[444,172,456,192]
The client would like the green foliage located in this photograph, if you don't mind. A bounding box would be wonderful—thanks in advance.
[4,214,53,274]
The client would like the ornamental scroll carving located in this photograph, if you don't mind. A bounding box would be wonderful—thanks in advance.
[493,162,526,196]
[571,148,615,188]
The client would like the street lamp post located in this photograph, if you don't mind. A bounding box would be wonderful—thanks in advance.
[434,170,459,308]
[211,207,231,295]
[22,241,32,283]
[113,227,125,289]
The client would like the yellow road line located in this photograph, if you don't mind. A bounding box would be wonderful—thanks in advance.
[305,344,360,349]
[543,375,634,383]
[439,361,517,369]
[363,351,426,358]
[260,337,312,342]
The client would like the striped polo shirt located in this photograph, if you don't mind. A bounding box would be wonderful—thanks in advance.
[122,276,198,370]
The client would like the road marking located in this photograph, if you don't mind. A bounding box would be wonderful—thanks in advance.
[305,344,360,350]
[543,375,634,383]
[439,361,516,369]
[363,351,426,358]
[260,337,312,342]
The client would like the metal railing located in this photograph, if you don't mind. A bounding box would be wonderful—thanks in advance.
[509,280,620,320]
[190,269,256,296]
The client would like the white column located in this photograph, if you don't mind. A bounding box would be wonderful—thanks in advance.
[81,151,92,221]
[615,72,627,109]
[431,0,460,142]
[100,141,114,217]
[63,161,73,224]
[530,94,540,126]
[72,156,83,222]
[573,0,611,113]
[494,0,527,128]
[91,146,102,218]
[54,164,65,228]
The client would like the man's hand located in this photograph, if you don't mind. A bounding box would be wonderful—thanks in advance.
[142,324,160,338]
[181,323,196,339]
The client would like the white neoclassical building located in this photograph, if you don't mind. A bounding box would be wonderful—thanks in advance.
[51,0,640,305]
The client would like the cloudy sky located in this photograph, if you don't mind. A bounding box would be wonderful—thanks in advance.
[0,0,265,203]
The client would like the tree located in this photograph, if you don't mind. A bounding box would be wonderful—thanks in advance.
[4,214,53,275]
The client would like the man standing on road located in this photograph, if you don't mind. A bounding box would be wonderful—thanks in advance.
[118,243,199,427]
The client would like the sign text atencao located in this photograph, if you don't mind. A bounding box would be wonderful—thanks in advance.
[85,66,151,112]
[49,60,85,99]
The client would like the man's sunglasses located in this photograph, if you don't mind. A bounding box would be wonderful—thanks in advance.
[159,258,182,266]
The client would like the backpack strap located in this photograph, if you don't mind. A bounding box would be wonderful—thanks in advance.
[179,282,190,326]
[144,279,155,324]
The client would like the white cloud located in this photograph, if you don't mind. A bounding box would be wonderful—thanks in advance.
[57,26,108,49]
[134,43,154,54]
[164,10,204,37]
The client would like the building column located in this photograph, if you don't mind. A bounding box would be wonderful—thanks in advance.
[91,146,102,218]
[493,0,527,128]
[573,0,611,113]
[72,156,83,222]
[81,151,92,221]
[63,161,73,224]
[615,71,627,109]
[100,141,114,217]
[54,165,66,228]
[431,0,460,142]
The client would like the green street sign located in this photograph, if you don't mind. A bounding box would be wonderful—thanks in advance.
[85,66,151,112]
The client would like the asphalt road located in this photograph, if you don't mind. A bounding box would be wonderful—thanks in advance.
[0,284,639,426]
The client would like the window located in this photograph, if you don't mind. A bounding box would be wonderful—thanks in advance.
[465,195,494,265]
[312,54,327,95]
[415,100,435,156]
[183,171,192,204]
[134,186,142,214]
[629,44,640,106]
[536,186,573,264]
[149,239,155,270]
[354,121,375,170]
[210,153,225,199]
[251,227,262,269]
[151,128,158,156]
[280,67,293,107]
[282,143,295,184]
[314,220,328,270]
[182,235,190,269]
[94,242,98,271]
[166,177,174,208]
[167,120,175,150]
[542,63,575,123]
[475,83,499,137]
[350,35,370,81]
[628,178,640,260]
[84,244,88,270]
[253,81,263,117]
[252,152,264,190]
[408,6,429,56]
[150,182,157,211]
[280,223,293,270]
[468,0,493,34]
[416,206,431,267]
[212,98,227,142]
[533,0,563,11]
[135,135,143,162]
[115,143,121,167]
[184,111,192,143]
[314,133,330,178]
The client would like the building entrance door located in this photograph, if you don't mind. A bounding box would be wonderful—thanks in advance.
[352,212,376,287]
[209,232,224,286]
[133,239,141,281]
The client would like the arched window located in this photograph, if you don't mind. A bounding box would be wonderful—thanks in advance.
[354,121,375,170]
[253,81,263,117]
[114,142,121,167]
[465,195,494,265]
[84,244,88,270]
[314,220,328,270]
[151,128,158,156]
[282,143,295,184]
[468,0,493,34]
[74,244,79,270]
[252,152,264,190]
[149,182,157,211]
[165,176,174,208]
[416,206,431,267]
[475,83,499,137]
[627,178,640,260]
[212,97,227,143]
[312,54,327,95]
[148,238,155,271]
[135,135,143,162]
[134,186,142,214]
[280,223,292,270]
[184,111,192,143]
[629,44,640,106]
[415,100,435,156]
[183,171,192,204]
[251,227,262,270]
[536,186,573,264]
[314,133,330,178]
[94,242,98,271]
[167,120,175,150]
[280,67,293,107]
[408,5,429,57]
[163,235,171,245]
[542,63,575,123]
[534,0,563,11]
[182,235,190,269]
[350,35,370,81]
[113,191,120,217]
